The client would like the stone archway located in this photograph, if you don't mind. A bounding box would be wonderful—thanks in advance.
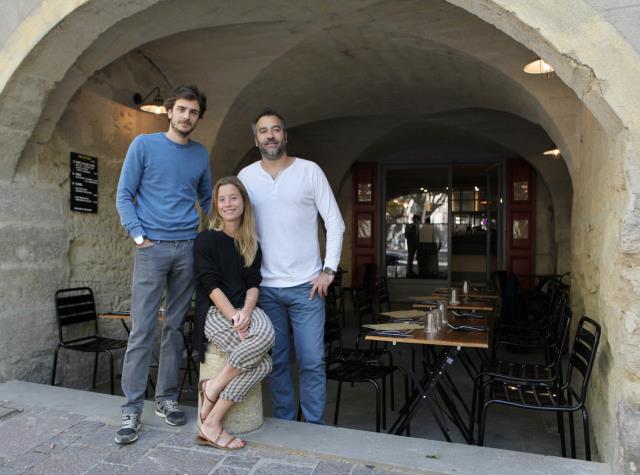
[1,1,639,470]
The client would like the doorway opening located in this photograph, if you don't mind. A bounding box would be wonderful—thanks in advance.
[383,161,503,285]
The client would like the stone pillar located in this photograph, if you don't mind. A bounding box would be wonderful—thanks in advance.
[198,344,263,434]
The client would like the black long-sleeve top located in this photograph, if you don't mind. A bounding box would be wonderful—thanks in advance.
[193,229,262,361]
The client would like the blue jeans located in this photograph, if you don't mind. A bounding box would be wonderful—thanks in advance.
[120,240,194,415]
[259,283,326,424]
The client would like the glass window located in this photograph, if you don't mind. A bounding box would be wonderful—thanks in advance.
[513,181,529,201]
[513,218,529,240]
[357,183,372,203]
[357,218,371,239]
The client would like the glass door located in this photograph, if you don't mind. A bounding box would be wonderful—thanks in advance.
[384,166,449,281]
[450,163,501,283]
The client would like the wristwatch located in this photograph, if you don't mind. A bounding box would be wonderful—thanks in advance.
[134,235,146,245]
[322,267,336,276]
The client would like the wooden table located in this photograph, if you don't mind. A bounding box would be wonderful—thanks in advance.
[410,297,495,312]
[366,325,488,349]
[433,287,499,300]
[366,315,488,442]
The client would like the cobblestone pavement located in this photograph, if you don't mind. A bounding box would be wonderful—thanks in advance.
[0,401,417,475]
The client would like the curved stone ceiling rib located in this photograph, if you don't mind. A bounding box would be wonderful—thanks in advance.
[209,23,572,178]
[8,0,579,185]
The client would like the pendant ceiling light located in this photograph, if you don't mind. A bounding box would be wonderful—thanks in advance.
[524,59,555,78]
[133,87,167,114]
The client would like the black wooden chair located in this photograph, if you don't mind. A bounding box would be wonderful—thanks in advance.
[477,316,601,460]
[51,287,127,394]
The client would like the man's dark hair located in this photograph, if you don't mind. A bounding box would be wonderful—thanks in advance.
[163,84,207,118]
[251,107,287,133]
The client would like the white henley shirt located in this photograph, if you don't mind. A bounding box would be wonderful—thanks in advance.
[238,158,345,288]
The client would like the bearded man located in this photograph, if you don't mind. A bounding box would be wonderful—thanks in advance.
[238,108,345,424]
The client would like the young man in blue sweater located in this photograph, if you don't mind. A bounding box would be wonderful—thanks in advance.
[115,84,212,444]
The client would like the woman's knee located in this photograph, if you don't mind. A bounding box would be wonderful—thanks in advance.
[249,316,275,352]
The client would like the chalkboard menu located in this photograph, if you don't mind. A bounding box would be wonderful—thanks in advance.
[70,152,98,213]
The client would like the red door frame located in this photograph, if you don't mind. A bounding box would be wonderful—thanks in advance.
[351,162,378,289]
[506,158,536,288]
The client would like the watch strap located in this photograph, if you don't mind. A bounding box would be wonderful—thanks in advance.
[322,267,336,276]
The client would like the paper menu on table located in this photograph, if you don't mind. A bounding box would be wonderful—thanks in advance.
[363,322,424,331]
[379,310,426,319]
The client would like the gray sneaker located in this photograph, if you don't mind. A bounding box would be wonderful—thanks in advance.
[115,413,141,444]
[155,400,187,426]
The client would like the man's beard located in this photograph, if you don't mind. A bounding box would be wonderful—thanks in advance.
[258,140,286,160]
[170,118,196,138]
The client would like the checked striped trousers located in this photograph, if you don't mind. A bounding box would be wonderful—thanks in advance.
[204,306,275,402]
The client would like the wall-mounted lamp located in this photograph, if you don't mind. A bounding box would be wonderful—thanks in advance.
[133,87,167,114]
[543,148,561,158]
[523,59,555,78]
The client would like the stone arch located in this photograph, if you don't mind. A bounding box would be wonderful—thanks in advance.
[1,0,637,184]
[1,0,639,469]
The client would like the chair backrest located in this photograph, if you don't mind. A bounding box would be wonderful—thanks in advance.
[564,316,601,404]
[333,267,344,290]
[375,276,390,312]
[493,270,508,295]
[550,302,572,371]
[54,287,99,343]
[500,272,522,324]
[546,289,568,331]
[353,288,376,325]
[356,262,377,295]
[324,300,344,361]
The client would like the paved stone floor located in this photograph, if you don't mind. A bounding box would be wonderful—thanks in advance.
[0,383,606,475]
[0,400,411,475]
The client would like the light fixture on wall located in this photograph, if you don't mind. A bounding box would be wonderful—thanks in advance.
[523,58,555,78]
[543,148,561,158]
[133,87,167,114]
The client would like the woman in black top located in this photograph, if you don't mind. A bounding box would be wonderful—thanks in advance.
[194,176,274,450]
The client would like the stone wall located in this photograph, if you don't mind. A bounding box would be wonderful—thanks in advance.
[569,102,629,461]
[0,69,165,388]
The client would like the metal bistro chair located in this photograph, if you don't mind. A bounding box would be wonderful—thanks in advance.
[470,302,573,439]
[375,276,391,313]
[477,316,601,460]
[51,287,127,394]
[491,289,569,363]
[325,304,408,432]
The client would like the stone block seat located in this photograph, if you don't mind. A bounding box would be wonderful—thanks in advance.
[198,343,264,434]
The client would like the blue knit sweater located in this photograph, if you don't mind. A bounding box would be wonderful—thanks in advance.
[116,132,212,241]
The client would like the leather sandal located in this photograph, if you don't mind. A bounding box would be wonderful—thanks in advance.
[196,429,245,450]
[198,379,217,424]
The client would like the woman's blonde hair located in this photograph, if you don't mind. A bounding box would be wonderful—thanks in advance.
[209,176,258,267]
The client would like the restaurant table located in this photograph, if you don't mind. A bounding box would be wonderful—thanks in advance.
[98,311,197,399]
[410,297,495,313]
[366,315,489,443]
[433,287,499,300]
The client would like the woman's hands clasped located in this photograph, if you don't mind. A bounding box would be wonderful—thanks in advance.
[231,310,251,341]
